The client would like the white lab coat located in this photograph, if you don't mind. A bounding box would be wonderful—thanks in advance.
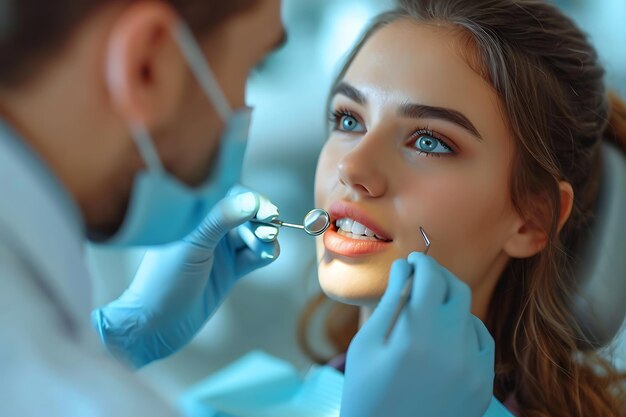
[0,121,180,417]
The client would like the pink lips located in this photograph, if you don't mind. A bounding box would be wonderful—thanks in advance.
[323,201,393,257]
[328,201,392,241]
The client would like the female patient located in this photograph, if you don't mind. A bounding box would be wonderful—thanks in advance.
[305,0,626,416]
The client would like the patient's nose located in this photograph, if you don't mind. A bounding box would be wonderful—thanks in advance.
[337,142,387,199]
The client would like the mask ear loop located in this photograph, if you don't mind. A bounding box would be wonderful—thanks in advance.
[129,22,235,175]
[130,122,166,174]
[172,22,233,121]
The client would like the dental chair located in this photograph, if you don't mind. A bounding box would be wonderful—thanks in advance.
[573,142,626,358]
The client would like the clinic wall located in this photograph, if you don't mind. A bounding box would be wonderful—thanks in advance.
[562,0,626,97]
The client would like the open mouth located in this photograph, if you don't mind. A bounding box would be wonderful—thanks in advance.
[323,201,394,257]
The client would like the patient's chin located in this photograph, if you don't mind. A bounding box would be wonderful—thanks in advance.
[317,266,386,307]
[322,289,380,307]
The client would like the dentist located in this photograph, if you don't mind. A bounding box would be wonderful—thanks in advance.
[0,0,496,416]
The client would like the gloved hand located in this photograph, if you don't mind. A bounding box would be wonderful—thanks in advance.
[484,397,516,416]
[92,186,280,368]
[340,252,496,417]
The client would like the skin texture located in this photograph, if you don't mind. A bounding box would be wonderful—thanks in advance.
[0,0,284,237]
[315,19,565,320]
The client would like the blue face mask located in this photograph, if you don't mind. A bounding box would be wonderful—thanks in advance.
[100,23,251,247]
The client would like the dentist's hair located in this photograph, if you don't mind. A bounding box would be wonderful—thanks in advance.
[0,0,258,87]
[301,1,626,416]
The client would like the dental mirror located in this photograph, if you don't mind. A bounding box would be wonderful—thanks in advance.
[253,208,331,237]
[302,209,331,236]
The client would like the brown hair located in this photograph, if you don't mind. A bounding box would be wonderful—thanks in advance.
[299,1,626,416]
[0,0,258,87]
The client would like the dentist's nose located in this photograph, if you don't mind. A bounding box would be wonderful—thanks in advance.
[338,141,388,198]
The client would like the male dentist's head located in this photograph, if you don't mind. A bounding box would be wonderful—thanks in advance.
[0,0,285,244]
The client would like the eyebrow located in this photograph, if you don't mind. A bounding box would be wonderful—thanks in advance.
[399,103,483,140]
[331,81,483,140]
[331,82,367,106]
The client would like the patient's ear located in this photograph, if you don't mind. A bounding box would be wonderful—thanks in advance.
[504,181,574,258]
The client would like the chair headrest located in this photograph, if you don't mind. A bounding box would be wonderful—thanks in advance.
[573,142,626,348]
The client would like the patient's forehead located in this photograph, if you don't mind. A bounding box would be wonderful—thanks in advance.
[346,20,486,96]
[342,18,509,147]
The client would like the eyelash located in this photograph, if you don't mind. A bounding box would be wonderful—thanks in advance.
[329,108,358,128]
[329,108,455,157]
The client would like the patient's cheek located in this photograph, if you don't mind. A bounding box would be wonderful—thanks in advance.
[315,147,337,203]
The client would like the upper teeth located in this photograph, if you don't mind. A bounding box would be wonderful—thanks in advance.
[336,218,382,239]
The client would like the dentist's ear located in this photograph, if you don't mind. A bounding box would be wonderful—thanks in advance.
[105,1,186,128]
[504,181,574,258]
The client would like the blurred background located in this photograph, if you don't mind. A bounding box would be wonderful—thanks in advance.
[86,0,626,404]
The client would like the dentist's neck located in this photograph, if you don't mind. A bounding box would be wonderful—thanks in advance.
[0,5,145,236]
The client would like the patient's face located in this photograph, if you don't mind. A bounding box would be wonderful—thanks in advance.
[315,19,521,314]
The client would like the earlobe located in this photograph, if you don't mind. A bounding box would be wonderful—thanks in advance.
[105,2,186,128]
[503,181,575,259]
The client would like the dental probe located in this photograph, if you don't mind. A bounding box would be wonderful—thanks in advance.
[384,227,431,343]
[252,208,331,237]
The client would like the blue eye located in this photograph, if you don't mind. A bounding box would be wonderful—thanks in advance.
[330,110,366,134]
[412,131,452,155]
[338,114,365,132]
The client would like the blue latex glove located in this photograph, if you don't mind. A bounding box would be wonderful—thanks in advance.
[340,252,496,417]
[484,397,516,417]
[92,186,280,368]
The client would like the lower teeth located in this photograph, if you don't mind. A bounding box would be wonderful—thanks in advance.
[338,229,384,241]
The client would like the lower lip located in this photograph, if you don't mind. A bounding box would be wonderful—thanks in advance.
[323,227,392,257]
